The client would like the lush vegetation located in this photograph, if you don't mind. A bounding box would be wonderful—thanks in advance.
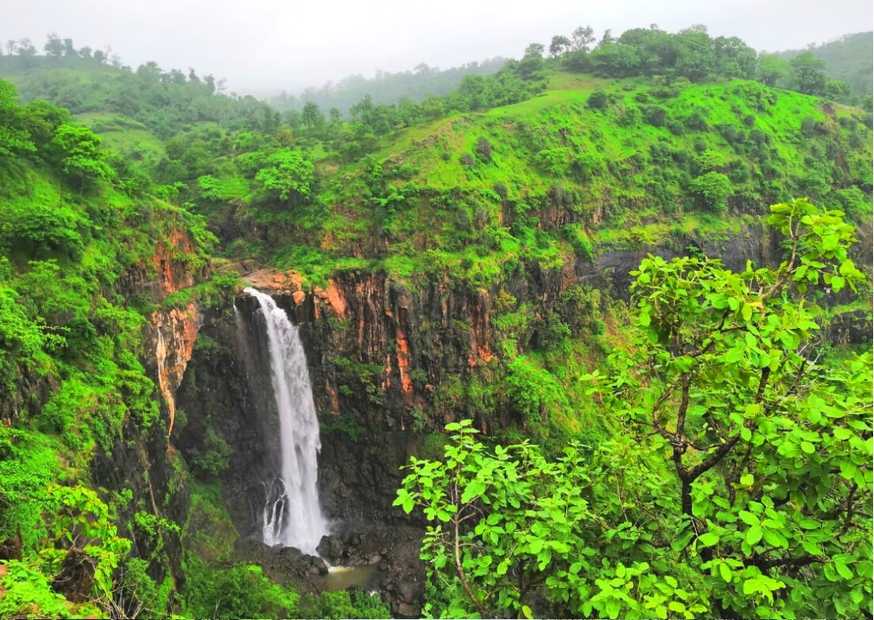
[777,32,873,104]
[272,58,508,114]
[397,200,871,618]
[0,22,871,619]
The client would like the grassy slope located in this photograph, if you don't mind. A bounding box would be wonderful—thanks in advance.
[76,112,167,165]
[262,72,871,287]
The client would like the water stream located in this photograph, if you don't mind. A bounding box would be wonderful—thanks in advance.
[243,288,329,555]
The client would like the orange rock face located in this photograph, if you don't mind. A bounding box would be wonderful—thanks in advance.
[152,303,200,437]
[245,269,303,293]
[467,290,494,367]
[395,325,414,399]
[152,229,195,296]
[316,279,348,319]
[146,228,204,436]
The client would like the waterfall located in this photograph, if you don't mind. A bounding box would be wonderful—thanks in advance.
[243,287,328,555]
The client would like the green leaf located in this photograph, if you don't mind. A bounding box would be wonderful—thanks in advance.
[719,562,732,583]
[698,532,720,547]
[798,517,819,530]
[522,605,534,619]
[745,525,763,546]
[668,601,686,613]
[393,489,415,514]
[740,473,754,486]
[839,461,857,480]
[739,511,758,526]
[762,529,788,548]
[833,427,852,441]
[834,556,854,580]
[461,479,486,504]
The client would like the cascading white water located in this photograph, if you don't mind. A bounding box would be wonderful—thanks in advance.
[243,287,328,555]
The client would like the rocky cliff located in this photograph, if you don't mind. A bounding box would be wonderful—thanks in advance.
[162,219,869,616]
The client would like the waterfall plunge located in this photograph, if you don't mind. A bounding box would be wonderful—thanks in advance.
[243,287,328,555]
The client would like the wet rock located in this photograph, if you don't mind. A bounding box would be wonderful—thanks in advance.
[235,538,328,585]
[316,534,345,564]
[395,601,419,617]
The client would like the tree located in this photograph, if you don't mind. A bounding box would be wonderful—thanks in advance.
[48,123,113,188]
[254,148,314,203]
[757,54,790,86]
[549,35,571,58]
[825,79,851,100]
[674,28,716,81]
[44,33,65,58]
[713,36,757,79]
[791,52,828,95]
[396,200,871,619]
[14,38,37,65]
[395,420,598,618]
[571,26,596,52]
[689,171,732,211]
[590,42,642,77]
[0,81,36,159]
[301,101,325,133]
[517,43,545,79]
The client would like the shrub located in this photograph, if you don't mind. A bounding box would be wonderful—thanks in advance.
[684,110,708,131]
[689,171,733,212]
[504,356,568,426]
[474,137,492,162]
[562,223,594,260]
[192,426,232,477]
[181,559,298,619]
[586,90,610,110]
[255,148,314,203]
[48,123,114,188]
[295,590,391,619]
[642,105,667,126]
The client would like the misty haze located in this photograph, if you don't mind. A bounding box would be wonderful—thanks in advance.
[0,1,871,619]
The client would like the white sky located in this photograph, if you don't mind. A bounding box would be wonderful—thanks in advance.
[2,0,872,95]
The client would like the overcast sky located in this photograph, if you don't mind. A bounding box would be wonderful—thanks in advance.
[3,0,872,95]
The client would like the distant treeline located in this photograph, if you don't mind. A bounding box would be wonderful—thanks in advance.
[271,58,507,114]
[274,24,869,124]
[544,25,866,104]
[1,25,868,149]
[777,32,872,100]
[0,34,278,138]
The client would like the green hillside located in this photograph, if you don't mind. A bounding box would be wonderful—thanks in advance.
[780,32,873,100]
[273,57,508,114]
[188,71,871,288]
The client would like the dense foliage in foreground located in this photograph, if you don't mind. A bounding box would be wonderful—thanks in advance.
[397,201,872,618]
